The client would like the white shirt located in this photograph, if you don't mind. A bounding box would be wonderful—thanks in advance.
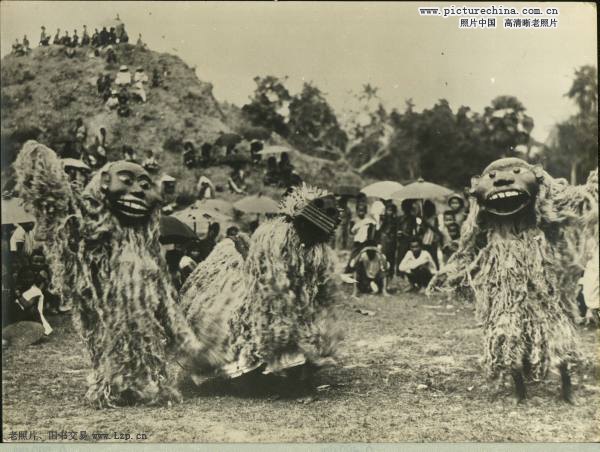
[352,217,376,243]
[19,285,53,335]
[10,225,26,251]
[398,249,437,274]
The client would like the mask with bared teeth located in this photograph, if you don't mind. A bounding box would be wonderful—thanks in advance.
[100,161,162,225]
[470,157,543,217]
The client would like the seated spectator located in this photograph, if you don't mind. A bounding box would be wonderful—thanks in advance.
[116,88,131,117]
[71,30,79,47]
[39,26,50,46]
[183,142,196,169]
[198,143,213,167]
[101,74,112,101]
[115,65,132,85]
[122,145,138,163]
[105,89,119,110]
[119,29,129,44]
[178,240,202,283]
[228,167,247,194]
[263,156,279,186]
[134,67,149,84]
[196,175,215,200]
[165,248,183,291]
[13,272,53,336]
[142,150,160,174]
[53,28,61,45]
[108,27,117,45]
[137,33,147,50]
[22,35,30,53]
[10,223,33,256]
[61,30,71,47]
[131,68,148,102]
[398,237,437,291]
[81,25,90,46]
[577,246,599,325]
[349,243,390,296]
[12,39,24,56]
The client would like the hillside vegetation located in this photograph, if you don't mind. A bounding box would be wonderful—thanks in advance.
[1,44,363,199]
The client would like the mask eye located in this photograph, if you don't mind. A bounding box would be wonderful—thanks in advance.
[488,171,496,179]
[139,179,151,190]
[513,168,521,174]
[118,174,132,185]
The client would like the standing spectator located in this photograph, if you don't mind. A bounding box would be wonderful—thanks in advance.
[250,140,263,164]
[350,243,390,297]
[91,28,100,47]
[53,28,61,45]
[81,25,90,46]
[228,167,247,194]
[183,142,196,169]
[105,89,119,110]
[198,143,213,167]
[447,195,467,226]
[22,35,30,53]
[137,34,147,50]
[73,118,87,154]
[278,152,294,187]
[71,29,79,47]
[197,223,221,263]
[397,199,422,268]
[99,27,109,46]
[335,197,352,250]
[378,203,399,278]
[345,203,377,272]
[398,237,437,292]
[421,200,443,269]
[10,222,35,257]
[108,27,117,45]
[39,26,50,46]
[441,222,461,265]
[151,67,161,87]
[263,156,279,186]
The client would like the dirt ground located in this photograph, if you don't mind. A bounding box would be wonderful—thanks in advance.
[2,281,599,443]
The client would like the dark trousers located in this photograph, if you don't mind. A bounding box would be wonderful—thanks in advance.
[400,267,433,289]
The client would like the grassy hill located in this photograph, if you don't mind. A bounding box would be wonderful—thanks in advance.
[1,44,363,202]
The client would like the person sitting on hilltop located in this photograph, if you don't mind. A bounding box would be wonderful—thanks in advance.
[182,142,196,169]
[115,65,132,86]
[263,156,279,186]
[105,89,119,111]
[105,45,117,64]
[119,28,129,44]
[196,175,215,200]
[91,28,99,47]
[70,29,79,47]
[99,27,109,47]
[142,150,160,174]
[136,33,147,50]
[131,67,148,102]
[102,74,113,101]
[122,145,138,163]
[198,143,214,168]
[22,35,30,53]
[108,27,117,45]
[12,39,24,56]
[39,26,50,46]
[228,167,247,195]
[277,152,295,187]
[53,28,61,45]
[80,25,90,46]
[61,30,71,47]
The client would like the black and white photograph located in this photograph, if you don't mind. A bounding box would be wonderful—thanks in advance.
[1,1,598,445]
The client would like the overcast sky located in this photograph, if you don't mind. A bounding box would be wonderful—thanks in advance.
[1,1,597,141]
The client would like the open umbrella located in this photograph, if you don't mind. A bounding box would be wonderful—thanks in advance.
[1,198,35,225]
[193,198,234,217]
[172,201,234,234]
[233,195,279,214]
[62,158,91,172]
[257,145,290,156]
[390,178,453,201]
[214,133,242,147]
[159,215,197,244]
[361,181,404,199]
